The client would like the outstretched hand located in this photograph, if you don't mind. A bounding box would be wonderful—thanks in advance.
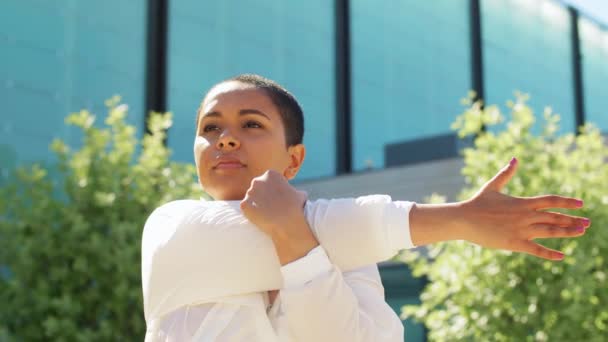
[459,157,589,260]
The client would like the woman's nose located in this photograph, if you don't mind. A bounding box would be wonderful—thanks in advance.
[216,131,240,150]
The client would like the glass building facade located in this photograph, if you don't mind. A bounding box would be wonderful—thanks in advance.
[2,0,607,179]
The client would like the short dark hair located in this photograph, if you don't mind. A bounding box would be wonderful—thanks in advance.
[196,74,304,147]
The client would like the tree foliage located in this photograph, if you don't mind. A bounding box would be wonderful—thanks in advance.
[400,92,608,341]
[0,97,203,341]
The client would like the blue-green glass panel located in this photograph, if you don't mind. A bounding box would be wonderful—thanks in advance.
[351,0,471,171]
[482,0,575,133]
[579,17,608,132]
[0,0,146,165]
[167,0,336,180]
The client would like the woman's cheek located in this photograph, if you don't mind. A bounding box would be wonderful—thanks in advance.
[193,136,209,165]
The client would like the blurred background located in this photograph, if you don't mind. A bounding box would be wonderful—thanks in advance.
[1,0,607,340]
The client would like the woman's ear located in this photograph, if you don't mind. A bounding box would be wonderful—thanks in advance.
[285,144,306,180]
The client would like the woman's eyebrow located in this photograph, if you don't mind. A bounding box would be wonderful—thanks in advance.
[239,109,271,120]
[201,109,271,121]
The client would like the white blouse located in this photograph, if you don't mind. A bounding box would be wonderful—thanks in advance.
[141,195,416,341]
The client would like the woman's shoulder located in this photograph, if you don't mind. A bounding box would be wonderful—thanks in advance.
[152,199,206,215]
[145,199,244,225]
[142,199,217,241]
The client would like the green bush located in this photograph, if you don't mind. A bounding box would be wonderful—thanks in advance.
[400,92,608,341]
[0,97,203,341]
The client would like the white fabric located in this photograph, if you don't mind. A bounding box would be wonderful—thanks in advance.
[141,195,415,341]
[279,245,332,289]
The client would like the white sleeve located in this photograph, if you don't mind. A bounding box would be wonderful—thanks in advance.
[279,246,404,342]
[141,195,415,324]
[145,297,278,342]
[304,195,416,271]
[141,200,282,323]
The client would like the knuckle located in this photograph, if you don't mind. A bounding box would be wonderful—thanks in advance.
[559,227,572,237]
[547,227,559,237]
[524,211,538,224]
[571,227,583,236]
[530,195,564,209]
[524,197,540,209]
[541,195,557,206]
[534,245,545,258]
[554,196,570,207]
[553,214,567,225]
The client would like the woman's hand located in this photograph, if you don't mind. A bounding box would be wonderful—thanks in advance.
[410,158,590,260]
[460,157,589,260]
[240,170,319,265]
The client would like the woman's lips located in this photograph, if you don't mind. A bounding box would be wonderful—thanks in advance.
[215,162,245,169]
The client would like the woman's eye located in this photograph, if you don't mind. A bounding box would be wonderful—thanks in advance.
[203,124,219,132]
[244,121,262,129]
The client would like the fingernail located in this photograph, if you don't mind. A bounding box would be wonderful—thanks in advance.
[509,157,517,166]
[576,226,585,233]
[575,199,584,207]
[555,252,564,260]
[582,218,590,226]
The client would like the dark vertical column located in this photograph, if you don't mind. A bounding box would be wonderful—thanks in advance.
[144,0,169,137]
[569,7,586,131]
[470,0,485,104]
[335,0,352,174]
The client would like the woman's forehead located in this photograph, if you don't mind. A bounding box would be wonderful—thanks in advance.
[202,81,275,114]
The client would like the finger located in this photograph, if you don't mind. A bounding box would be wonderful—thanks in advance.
[240,193,257,210]
[513,240,564,261]
[483,157,518,192]
[240,197,249,212]
[527,223,586,239]
[535,211,591,228]
[525,195,584,210]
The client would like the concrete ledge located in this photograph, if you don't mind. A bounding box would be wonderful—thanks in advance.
[295,157,466,202]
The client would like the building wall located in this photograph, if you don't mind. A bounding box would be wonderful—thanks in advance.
[295,158,465,202]
[0,0,147,174]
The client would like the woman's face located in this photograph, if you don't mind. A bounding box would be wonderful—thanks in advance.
[194,81,305,200]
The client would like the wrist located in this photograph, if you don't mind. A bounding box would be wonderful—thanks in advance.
[270,215,319,265]
[450,201,474,241]
[409,201,471,245]
[272,234,319,266]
